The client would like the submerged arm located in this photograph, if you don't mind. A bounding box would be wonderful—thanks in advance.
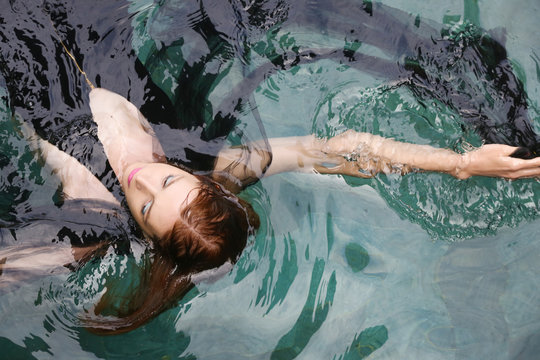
[319,130,540,179]
[0,242,112,288]
[0,245,73,287]
[215,130,540,186]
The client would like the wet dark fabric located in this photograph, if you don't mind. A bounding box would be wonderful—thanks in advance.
[0,0,538,241]
[0,1,156,247]
[0,0,178,199]
[130,0,539,240]
[1,0,537,190]
[0,199,130,248]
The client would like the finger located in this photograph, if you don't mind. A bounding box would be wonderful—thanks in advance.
[482,144,519,156]
[505,167,540,179]
[314,162,373,178]
[511,156,540,169]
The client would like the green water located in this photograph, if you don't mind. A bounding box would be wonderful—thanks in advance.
[132,0,540,240]
[1,0,539,359]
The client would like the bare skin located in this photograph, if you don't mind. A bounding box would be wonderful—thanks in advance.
[24,88,540,212]
[121,162,200,239]
[217,130,540,182]
[1,88,539,282]
[88,89,202,239]
[315,130,540,180]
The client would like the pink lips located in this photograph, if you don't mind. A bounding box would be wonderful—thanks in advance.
[127,167,142,186]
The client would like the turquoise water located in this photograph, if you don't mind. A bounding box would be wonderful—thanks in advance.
[1,0,540,359]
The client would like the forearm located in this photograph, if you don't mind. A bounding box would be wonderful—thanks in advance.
[216,133,462,180]
[319,130,463,177]
[258,133,463,178]
[20,124,119,202]
[319,130,540,179]
[216,130,540,183]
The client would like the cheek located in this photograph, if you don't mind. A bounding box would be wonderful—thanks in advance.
[125,199,147,232]
[125,199,139,219]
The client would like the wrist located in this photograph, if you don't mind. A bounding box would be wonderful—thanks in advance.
[454,152,471,179]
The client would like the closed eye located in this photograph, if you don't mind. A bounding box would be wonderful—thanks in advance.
[142,175,178,218]
[163,175,175,187]
[141,201,152,216]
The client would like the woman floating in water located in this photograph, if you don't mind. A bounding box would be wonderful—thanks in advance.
[3,86,539,333]
[0,0,539,334]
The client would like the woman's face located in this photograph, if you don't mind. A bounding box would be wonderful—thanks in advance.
[122,162,200,239]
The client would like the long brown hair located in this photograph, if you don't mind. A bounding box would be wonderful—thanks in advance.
[84,175,259,334]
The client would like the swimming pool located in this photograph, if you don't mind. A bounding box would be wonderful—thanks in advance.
[1,0,539,359]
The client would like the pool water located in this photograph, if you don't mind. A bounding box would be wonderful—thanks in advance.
[1,0,539,359]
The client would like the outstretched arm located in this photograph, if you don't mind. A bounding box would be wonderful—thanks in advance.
[453,145,540,179]
[318,130,540,180]
[215,130,540,186]
[20,123,119,203]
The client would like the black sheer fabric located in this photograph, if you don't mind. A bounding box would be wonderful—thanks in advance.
[237,0,538,151]
[1,0,538,181]
[0,198,132,289]
[0,0,176,174]
[138,0,539,194]
[1,199,128,244]
[0,0,538,339]
[0,0,538,242]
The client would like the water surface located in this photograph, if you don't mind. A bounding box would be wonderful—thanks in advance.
[0,0,539,359]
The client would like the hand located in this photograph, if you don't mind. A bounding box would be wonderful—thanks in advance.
[457,144,540,180]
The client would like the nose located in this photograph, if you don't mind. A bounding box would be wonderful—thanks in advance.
[135,175,159,195]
